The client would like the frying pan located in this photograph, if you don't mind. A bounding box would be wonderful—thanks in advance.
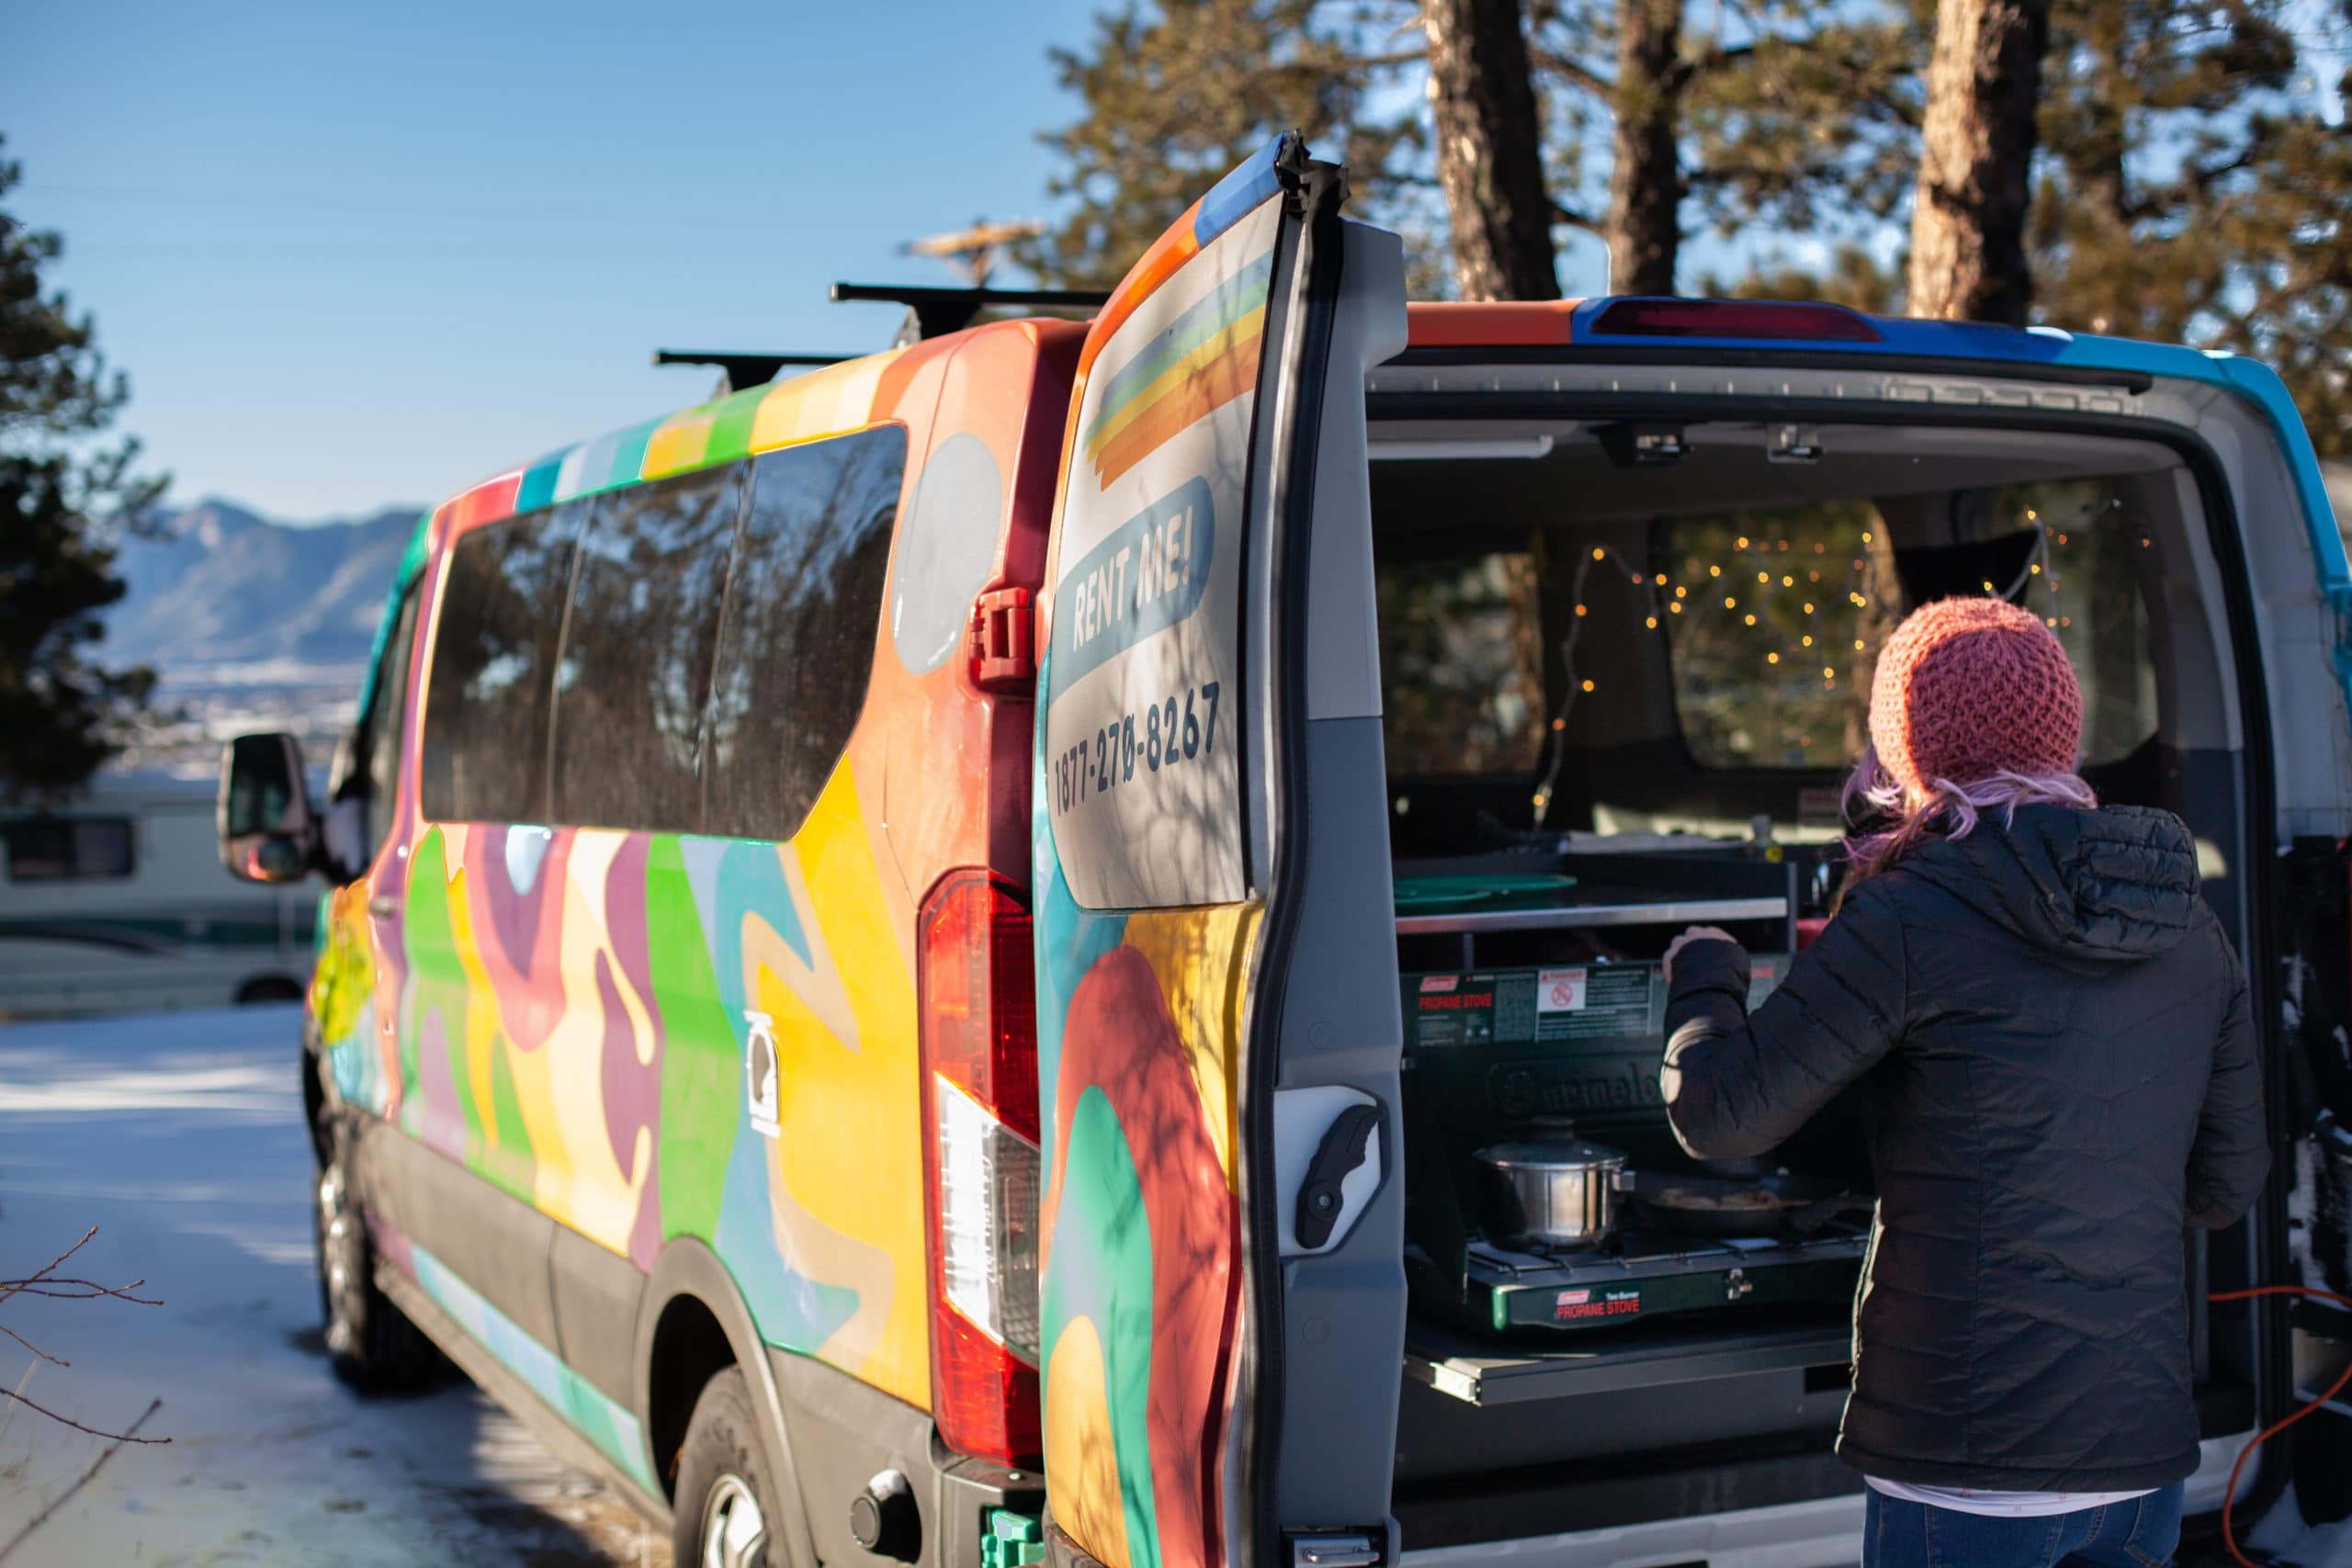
[1621,1169,1875,1238]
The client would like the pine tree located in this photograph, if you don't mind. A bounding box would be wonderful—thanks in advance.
[1907,0,2053,323]
[1424,0,1562,299]
[1020,0,1424,290]
[0,140,166,801]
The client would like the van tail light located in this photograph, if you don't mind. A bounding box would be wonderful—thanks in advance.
[1589,299,1882,343]
[918,870,1043,1466]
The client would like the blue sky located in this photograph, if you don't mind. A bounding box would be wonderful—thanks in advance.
[5,0,1134,520]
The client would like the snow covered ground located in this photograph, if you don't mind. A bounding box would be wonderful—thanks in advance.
[0,1004,668,1566]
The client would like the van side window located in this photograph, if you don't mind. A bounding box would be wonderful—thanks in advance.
[1660,479,2158,770]
[704,427,908,840]
[2,817,135,881]
[346,584,423,861]
[421,502,584,823]
[549,463,746,834]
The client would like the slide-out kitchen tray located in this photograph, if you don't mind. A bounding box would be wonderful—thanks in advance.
[1395,895,1787,937]
[1406,1317,1852,1407]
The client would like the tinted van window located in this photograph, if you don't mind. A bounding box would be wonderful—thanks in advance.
[3,817,135,881]
[705,427,907,840]
[550,464,745,833]
[420,503,583,822]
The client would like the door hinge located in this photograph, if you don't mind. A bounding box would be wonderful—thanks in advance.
[968,586,1036,694]
[1289,1533,1381,1568]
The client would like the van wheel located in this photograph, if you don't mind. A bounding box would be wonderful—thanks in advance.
[313,1130,436,1392]
[673,1367,775,1568]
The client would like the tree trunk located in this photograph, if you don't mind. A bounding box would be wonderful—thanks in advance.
[1907,0,2052,324]
[1422,0,1562,300]
[1608,0,1683,296]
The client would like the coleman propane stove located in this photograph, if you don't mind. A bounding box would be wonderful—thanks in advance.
[1393,850,1874,1340]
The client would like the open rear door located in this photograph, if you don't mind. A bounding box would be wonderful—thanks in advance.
[1032,134,1409,1568]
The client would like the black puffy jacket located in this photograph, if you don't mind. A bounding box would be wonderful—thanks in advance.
[1663,804,2268,1492]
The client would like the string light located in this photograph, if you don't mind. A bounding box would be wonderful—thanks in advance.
[1758,571,1770,584]
[1767,652,1781,664]
[1853,639,1865,650]
[1631,572,1645,584]
[1708,565,1721,578]
[1803,603,1815,615]
[1808,570,1820,581]
[1575,604,1589,617]
[1736,536,1750,549]
[1824,667,1836,681]
[1725,596,1738,608]
[1781,574,1794,587]
[1669,602,1682,614]
[1676,585,1689,598]
[1861,532,1873,544]
[1803,635,1814,647]
[1645,615,1658,629]
[1581,678,1596,693]
[1591,547,1605,560]
[1745,614,1757,626]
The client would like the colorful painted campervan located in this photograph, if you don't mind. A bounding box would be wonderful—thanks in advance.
[220,135,2352,1568]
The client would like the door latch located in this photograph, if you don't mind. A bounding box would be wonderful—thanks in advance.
[1290,1533,1379,1568]
[967,586,1036,694]
[1295,1102,1382,1250]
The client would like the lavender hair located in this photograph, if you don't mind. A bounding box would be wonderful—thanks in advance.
[1838,744,2098,886]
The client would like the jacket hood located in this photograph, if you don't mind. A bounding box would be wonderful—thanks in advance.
[1898,804,2204,961]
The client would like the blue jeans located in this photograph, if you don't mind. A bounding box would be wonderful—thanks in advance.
[1862,1483,2185,1568]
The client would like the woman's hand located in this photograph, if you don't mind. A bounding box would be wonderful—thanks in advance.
[1661,925,1738,984]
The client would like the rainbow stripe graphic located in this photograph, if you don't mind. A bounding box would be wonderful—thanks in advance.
[1079,248,1272,489]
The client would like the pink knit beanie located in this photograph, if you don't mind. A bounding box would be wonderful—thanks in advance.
[1869,597,2083,795]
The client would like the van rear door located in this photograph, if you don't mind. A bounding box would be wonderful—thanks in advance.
[1031,135,1409,1568]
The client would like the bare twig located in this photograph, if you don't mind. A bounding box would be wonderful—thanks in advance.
[0,1324,64,1368]
[4,1280,163,1305]
[0,1398,164,1567]
[0,1227,96,1306]
[0,1386,167,1445]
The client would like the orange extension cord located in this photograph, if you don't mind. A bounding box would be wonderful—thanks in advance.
[2207,1284,2352,1568]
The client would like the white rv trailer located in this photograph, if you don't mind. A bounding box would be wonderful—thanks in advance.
[0,773,313,1019]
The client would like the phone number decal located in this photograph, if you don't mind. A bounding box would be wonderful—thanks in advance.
[1053,682,1222,814]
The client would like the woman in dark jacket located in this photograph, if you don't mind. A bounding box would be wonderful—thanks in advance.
[1660,596,2268,1568]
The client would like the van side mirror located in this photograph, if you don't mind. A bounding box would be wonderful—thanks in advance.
[218,732,319,883]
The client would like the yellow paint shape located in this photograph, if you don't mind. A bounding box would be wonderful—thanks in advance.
[1044,1316,1132,1568]
[642,405,719,478]
[748,350,904,454]
[1122,901,1263,1189]
[747,766,928,1405]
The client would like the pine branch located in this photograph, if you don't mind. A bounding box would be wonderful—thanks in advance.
[1529,45,1613,97]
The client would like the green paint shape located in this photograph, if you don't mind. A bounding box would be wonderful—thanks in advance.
[647,834,738,1242]
[485,1024,536,1202]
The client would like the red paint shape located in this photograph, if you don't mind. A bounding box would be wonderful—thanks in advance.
[1055,944,1236,1568]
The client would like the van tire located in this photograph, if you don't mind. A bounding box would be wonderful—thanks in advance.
[673,1366,776,1568]
[313,1123,438,1393]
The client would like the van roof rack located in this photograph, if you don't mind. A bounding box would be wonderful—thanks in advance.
[828,282,1109,342]
[651,350,851,391]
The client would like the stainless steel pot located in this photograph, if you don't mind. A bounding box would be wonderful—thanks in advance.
[1472,1134,1631,1248]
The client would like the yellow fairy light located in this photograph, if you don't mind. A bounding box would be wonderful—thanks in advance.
[2047,617,2059,626]
[1803,634,1814,647]
[1861,531,1873,544]
[1853,638,1865,650]
[1592,547,1606,561]
[1676,585,1689,598]
[1669,602,1683,615]
[1803,603,1815,615]
[2026,509,2039,521]
[1982,580,1995,592]
[1725,596,1738,609]
[1757,570,1770,583]
[1824,667,1836,680]
[1645,615,1658,629]
[1767,652,1781,664]
[1581,678,1596,693]
[2030,563,2042,574]
[1782,575,1794,587]
[1736,536,1751,548]
[1744,614,1757,626]
[1552,717,1566,731]
[1708,565,1722,578]
[1575,604,1589,617]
